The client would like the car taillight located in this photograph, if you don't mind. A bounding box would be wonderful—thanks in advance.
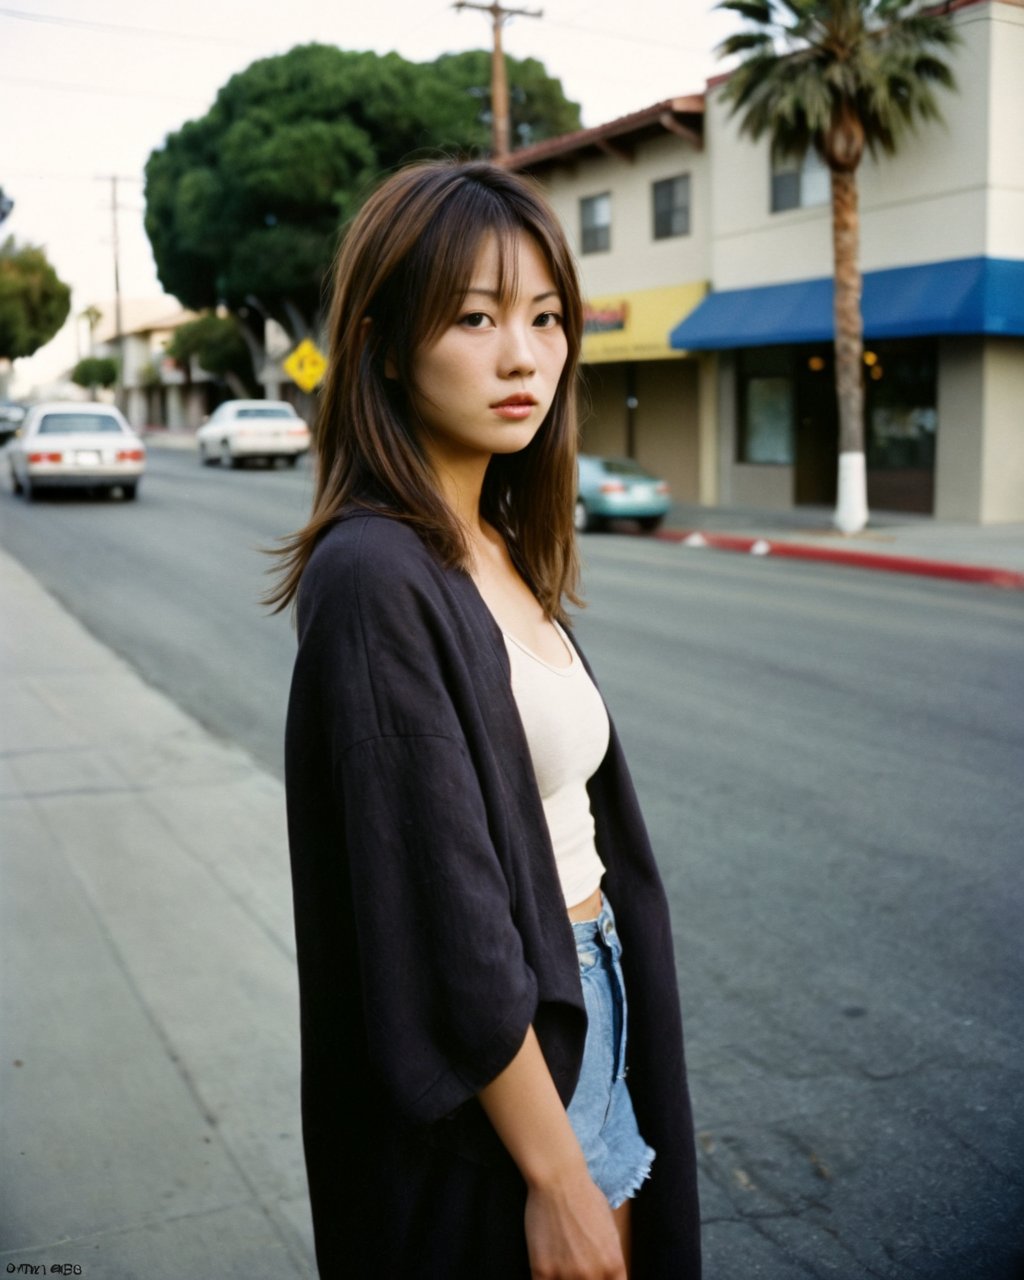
[599,481,626,493]
[116,449,145,461]
[656,482,670,495]
[286,425,308,435]
[29,451,63,463]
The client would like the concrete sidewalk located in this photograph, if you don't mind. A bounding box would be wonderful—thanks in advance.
[0,550,315,1278]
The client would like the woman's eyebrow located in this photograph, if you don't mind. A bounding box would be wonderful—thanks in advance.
[462,287,561,304]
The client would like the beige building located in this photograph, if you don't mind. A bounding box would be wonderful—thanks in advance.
[506,98,716,505]
[91,300,211,431]
[510,0,1024,522]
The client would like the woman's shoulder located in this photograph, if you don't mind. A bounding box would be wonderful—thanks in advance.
[306,510,436,587]
[299,509,463,633]
[292,510,498,723]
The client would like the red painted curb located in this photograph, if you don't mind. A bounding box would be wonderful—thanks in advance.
[655,529,1024,590]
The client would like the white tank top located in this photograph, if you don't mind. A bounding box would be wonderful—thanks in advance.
[503,622,610,908]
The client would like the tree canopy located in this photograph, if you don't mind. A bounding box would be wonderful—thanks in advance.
[716,0,958,171]
[144,45,580,334]
[71,356,118,391]
[0,236,72,362]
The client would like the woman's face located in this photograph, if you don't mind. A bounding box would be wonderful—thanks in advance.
[407,231,568,472]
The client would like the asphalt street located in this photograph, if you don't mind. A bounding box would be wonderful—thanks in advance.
[3,445,1023,1278]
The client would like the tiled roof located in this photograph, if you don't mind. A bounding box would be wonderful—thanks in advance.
[503,95,705,171]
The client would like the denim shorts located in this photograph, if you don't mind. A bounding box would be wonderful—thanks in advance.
[567,896,655,1209]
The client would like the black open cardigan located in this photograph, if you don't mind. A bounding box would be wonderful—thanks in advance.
[284,510,701,1278]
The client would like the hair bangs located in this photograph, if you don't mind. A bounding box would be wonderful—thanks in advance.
[407,187,526,352]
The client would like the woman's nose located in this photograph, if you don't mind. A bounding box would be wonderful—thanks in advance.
[498,324,536,378]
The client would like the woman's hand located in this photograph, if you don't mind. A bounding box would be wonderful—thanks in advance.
[476,1025,627,1278]
[525,1173,626,1280]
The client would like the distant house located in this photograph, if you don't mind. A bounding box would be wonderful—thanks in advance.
[90,300,211,431]
[507,0,1024,523]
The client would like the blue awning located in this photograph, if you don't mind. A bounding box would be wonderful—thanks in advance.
[669,257,1024,351]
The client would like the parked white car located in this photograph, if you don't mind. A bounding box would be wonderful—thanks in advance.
[196,399,311,467]
[8,402,145,501]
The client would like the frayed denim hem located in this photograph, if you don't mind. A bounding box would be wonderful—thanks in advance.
[606,1144,656,1210]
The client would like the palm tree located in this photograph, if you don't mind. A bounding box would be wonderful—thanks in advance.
[80,304,103,355]
[715,0,958,533]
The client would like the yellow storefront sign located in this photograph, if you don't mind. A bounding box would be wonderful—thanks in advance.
[582,281,708,364]
[283,338,327,392]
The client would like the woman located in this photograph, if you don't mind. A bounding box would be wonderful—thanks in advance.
[272,160,701,1279]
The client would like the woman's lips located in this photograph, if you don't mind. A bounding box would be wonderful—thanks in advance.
[491,395,537,420]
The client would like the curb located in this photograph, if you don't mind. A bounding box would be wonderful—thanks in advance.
[655,529,1024,591]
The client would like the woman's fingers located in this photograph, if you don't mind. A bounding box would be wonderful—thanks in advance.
[525,1178,627,1280]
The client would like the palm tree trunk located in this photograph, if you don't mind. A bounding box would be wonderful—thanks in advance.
[831,167,869,534]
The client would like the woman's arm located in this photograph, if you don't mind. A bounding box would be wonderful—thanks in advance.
[478,1026,626,1280]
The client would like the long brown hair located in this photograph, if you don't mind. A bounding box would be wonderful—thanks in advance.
[266,160,584,620]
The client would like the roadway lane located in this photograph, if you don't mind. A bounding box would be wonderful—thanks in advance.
[0,444,311,776]
[3,443,1022,1278]
[572,535,1024,1279]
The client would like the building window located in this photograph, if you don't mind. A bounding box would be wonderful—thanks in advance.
[866,341,938,471]
[652,175,691,239]
[580,192,611,254]
[771,149,829,213]
[738,348,795,464]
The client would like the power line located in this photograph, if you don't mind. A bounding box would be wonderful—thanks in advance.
[0,5,258,47]
[0,3,719,75]
[537,13,717,55]
[0,72,201,105]
[4,171,134,184]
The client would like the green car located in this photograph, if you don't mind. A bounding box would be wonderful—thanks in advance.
[574,455,672,533]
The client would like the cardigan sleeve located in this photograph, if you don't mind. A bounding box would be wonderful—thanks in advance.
[293,517,539,1125]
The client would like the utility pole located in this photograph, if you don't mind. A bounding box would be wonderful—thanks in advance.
[97,174,133,413]
[110,175,125,411]
[453,1,543,159]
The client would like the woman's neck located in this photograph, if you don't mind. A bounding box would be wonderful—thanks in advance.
[428,450,490,542]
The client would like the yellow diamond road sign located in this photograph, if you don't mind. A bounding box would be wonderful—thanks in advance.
[283,338,327,392]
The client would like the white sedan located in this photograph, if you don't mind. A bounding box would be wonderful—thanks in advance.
[196,399,311,467]
[8,402,146,501]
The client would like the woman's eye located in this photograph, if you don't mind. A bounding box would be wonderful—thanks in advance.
[459,312,492,329]
[534,311,563,329]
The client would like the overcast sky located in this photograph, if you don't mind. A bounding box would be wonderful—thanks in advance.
[2,0,739,391]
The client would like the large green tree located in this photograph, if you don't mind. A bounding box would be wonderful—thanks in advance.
[144,45,579,339]
[716,0,958,533]
[0,236,72,362]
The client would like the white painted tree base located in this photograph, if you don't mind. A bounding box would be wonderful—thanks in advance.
[834,451,869,535]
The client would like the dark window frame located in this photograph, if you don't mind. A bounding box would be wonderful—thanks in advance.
[652,174,691,240]
[580,192,612,254]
